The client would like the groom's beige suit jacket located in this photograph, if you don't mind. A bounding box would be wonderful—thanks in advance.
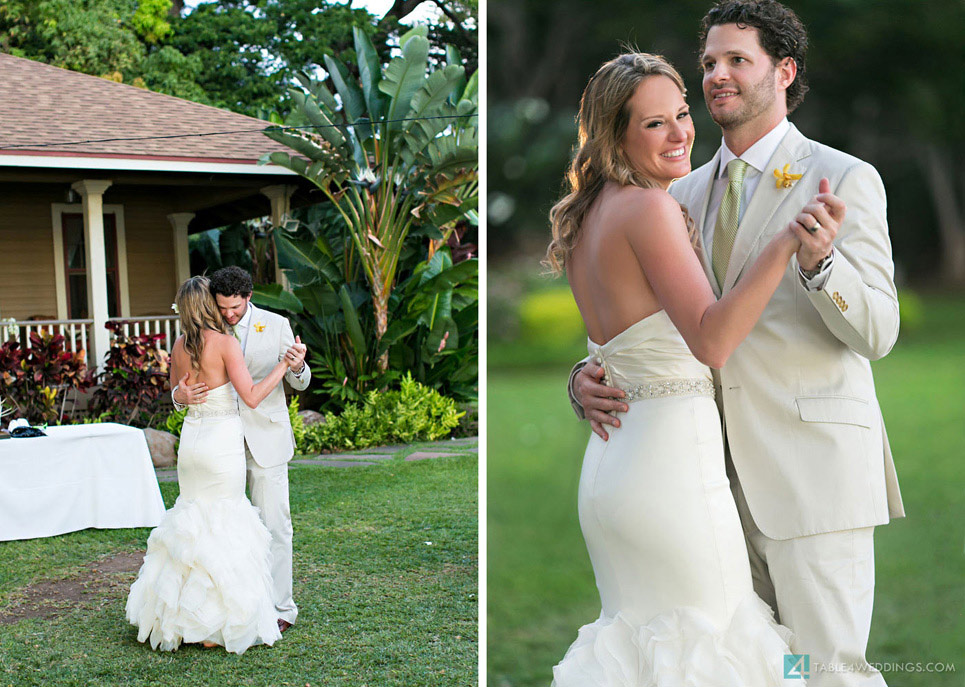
[239,303,311,468]
[571,124,904,540]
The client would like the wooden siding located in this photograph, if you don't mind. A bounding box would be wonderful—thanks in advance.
[0,183,178,320]
[109,189,178,316]
[0,185,58,320]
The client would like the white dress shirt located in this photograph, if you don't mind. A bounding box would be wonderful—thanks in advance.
[702,118,832,290]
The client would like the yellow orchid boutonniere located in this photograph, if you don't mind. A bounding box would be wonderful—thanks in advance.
[773,164,803,189]
[253,322,266,333]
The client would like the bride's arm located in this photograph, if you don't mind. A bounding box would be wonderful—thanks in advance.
[221,335,289,408]
[624,189,799,368]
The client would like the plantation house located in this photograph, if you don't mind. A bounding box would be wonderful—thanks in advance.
[0,53,315,370]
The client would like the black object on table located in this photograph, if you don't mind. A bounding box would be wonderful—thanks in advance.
[10,426,46,438]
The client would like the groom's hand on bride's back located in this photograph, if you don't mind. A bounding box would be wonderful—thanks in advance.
[576,362,627,441]
[175,372,208,405]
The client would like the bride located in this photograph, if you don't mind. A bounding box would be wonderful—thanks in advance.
[126,276,289,654]
[546,53,804,684]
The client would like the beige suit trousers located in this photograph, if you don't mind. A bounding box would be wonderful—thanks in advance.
[728,456,885,687]
[246,444,297,624]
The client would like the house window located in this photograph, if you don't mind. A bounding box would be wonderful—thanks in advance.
[63,213,120,319]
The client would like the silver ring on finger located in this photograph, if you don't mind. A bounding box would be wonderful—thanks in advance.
[807,221,822,234]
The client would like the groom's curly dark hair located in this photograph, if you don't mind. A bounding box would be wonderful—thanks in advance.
[209,265,253,298]
[699,0,810,113]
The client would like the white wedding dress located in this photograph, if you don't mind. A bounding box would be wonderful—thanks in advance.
[553,310,798,686]
[126,383,281,654]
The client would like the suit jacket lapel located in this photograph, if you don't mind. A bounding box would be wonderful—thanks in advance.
[673,150,721,298]
[697,150,721,298]
[722,124,812,293]
[243,303,260,364]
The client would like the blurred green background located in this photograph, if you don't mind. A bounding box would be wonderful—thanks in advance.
[486,0,965,685]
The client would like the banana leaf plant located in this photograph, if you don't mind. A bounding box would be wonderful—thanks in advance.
[260,25,478,371]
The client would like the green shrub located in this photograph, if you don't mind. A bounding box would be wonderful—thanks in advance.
[288,395,306,450]
[898,288,925,334]
[518,286,584,345]
[303,373,464,452]
[163,406,187,436]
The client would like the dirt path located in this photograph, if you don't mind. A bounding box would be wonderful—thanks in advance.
[0,551,143,625]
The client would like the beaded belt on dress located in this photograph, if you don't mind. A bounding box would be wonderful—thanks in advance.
[615,378,715,402]
[186,406,240,419]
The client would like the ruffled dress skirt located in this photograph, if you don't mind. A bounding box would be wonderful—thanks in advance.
[126,385,281,654]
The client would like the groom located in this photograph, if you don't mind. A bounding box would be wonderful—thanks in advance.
[173,265,310,634]
[571,2,903,685]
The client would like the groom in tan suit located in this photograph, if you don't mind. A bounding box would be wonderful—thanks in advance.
[571,2,903,685]
[174,266,310,634]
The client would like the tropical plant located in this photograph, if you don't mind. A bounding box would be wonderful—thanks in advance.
[302,372,463,451]
[88,323,170,428]
[0,332,93,424]
[260,24,478,372]
[382,249,478,401]
[188,218,285,286]
[252,198,477,410]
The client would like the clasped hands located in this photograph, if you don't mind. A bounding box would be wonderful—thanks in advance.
[576,178,847,440]
[174,335,308,405]
[283,335,308,374]
[787,177,846,271]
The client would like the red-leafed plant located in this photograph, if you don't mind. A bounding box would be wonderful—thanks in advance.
[0,332,94,424]
[89,322,170,428]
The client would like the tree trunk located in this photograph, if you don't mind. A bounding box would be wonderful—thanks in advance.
[373,292,389,373]
[921,144,965,286]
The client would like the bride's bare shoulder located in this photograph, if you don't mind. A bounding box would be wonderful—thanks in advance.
[608,186,685,233]
[610,185,679,213]
[203,330,234,348]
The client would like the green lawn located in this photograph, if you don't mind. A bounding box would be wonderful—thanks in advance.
[488,294,965,687]
[0,450,478,687]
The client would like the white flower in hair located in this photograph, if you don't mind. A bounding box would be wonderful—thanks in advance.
[171,303,179,315]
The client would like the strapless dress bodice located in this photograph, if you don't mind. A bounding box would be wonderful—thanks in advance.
[186,382,240,418]
[587,310,714,401]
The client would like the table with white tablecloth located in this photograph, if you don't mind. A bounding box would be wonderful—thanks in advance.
[0,423,166,541]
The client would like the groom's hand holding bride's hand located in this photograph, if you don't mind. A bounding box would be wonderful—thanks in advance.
[284,335,308,374]
[575,362,628,441]
[789,177,846,270]
[175,372,208,405]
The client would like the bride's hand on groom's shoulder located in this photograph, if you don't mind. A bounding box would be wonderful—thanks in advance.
[576,362,627,441]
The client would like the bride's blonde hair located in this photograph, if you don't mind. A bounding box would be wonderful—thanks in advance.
[175,276,229,370]
[545,52,697,273]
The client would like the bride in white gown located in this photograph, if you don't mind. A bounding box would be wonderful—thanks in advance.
[126,276,289,654]
[545,53,806,684]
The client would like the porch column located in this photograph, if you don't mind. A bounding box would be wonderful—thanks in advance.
[71,179,113,372]
[261,184,297,288]
[168,213,195,286]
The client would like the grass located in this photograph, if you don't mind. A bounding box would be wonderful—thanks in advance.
[487,293,965,687]
[0,446,478,687]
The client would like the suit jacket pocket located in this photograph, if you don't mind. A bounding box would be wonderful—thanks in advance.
[268,409,289,423]
[796,396,871,428]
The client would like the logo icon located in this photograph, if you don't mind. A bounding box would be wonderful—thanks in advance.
[784,654,810,679]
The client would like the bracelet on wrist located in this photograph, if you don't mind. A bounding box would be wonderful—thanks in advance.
[801,252,832,280]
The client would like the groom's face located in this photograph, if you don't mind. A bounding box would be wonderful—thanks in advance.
[215,293,250,326]
[700,23,785,132]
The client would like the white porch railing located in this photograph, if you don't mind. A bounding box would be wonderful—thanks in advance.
[109,315,182,353]
[1,318,93,359]
[1,315,180,369]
